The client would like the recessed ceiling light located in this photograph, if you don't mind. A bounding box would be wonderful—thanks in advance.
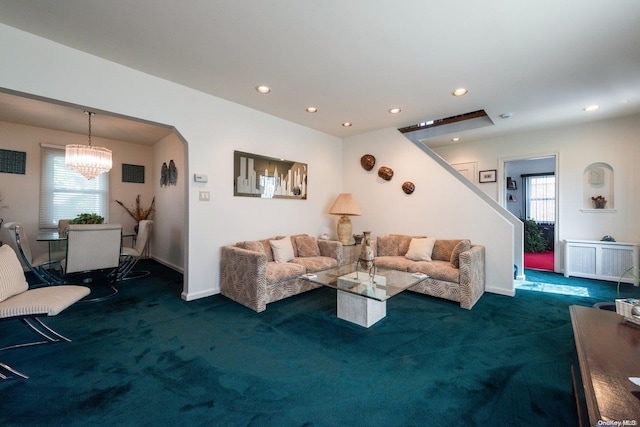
[583,105,599,112]
[452,88,468,97]
[451,137,460,142]
[388,108,402,114]
[256,85,271,94]
[342,122,352,127]
[306,107,318,113]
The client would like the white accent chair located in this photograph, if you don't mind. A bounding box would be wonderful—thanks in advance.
[118,220,153,280]
[3,222,65,285]
[0,244,90,380]
[62,224,123,301]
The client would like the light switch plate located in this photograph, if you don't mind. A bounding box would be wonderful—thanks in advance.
[199,191,210,201]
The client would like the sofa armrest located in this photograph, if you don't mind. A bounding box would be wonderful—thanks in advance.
[220,245,268,312]
[458,245,486,309]
[318,239,344,265]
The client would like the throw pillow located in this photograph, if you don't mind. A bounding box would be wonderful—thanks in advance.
[294,235,320,257]
[269,237,295,263]
[0,245,29,303]
[405,237,437,261]
[377,235,398,257]
[450,239,471,268]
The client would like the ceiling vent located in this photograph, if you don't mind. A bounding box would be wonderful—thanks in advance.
[398,109,494,140]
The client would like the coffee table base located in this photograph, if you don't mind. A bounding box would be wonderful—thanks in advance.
[337,290,386,328]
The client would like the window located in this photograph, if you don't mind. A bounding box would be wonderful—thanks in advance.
[525,174,555,223]
[40,144,109,229]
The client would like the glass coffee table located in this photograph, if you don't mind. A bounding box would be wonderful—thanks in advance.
[301,264,428,327]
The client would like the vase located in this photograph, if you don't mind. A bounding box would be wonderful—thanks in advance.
[358,231,376,280]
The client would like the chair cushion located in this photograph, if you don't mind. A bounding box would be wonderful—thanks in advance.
[374,256,414,271]
[270,237,295,263]
[0,245,29,303]
[408,260,461,283]
[0,285,90,318]
[405,237,437,261]
[294,235,320,257]
[265,262,306,286]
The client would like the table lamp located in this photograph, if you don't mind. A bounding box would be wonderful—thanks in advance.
[329,193,362,244]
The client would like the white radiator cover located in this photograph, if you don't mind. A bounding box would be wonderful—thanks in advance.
[564,240,639,286]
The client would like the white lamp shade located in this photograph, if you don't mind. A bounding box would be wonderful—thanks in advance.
[329,193,362,216]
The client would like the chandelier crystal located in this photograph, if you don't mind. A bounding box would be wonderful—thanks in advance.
[65,111,112,179]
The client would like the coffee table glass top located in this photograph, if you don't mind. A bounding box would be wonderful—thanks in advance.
[301,263,428,302]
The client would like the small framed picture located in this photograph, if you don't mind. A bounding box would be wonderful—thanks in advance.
[479,169,497,183]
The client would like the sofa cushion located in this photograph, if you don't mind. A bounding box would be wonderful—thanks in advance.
[291,256,338,273]
[270,237,295,263]
[405,237,436,261]
[266,262,306,286]
[294,235,320,257]
[392,234,414,256]
[432,239,463,262]
[374,256,414,271]
[450,240,471,268]
[241,240,266,255]
[408,260,460,283]
[377,235,398,256]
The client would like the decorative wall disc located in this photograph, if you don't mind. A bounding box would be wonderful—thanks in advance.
[378,166,394,181]
[402,181,415,194]
[360,154,376,171]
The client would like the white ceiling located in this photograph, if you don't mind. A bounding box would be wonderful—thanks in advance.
[0,0,639,147]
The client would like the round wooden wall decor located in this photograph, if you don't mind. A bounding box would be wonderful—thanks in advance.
[402,181,415,194]
[360,154,376,171]
[378,166,394,181]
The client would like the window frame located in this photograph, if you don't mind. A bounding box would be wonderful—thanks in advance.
[39,144,109,230]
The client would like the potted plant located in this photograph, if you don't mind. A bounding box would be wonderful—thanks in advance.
[115,195,155,232]
[591,195,607,209]
[69,213,105,224]
[520,217,547,253]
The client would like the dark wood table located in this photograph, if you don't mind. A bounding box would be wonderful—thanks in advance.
[570,305,640,426]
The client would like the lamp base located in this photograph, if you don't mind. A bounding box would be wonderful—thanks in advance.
[337,215,352,245]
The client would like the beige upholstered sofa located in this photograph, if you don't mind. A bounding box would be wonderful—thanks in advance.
[220,235,342,312]
[372,234,485,309]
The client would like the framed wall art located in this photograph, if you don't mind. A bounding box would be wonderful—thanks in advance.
[234,150,307,199]
[479,169,497,183]
[122,163,145,183]
[0,149,26,175]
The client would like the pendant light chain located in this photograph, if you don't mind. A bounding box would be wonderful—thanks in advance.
[85,111,94,147]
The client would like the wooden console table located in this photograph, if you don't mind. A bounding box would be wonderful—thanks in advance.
[570,305,640,426]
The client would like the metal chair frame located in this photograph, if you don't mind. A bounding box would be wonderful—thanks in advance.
[3,222,63,285]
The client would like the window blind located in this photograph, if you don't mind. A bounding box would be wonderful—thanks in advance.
[39,144,109,229]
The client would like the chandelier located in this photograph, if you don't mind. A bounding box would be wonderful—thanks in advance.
[65,111,112,179]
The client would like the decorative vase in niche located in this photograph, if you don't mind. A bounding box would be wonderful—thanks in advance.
[357,231,376,280]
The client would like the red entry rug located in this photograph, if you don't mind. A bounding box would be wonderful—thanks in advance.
[524,251,554,271]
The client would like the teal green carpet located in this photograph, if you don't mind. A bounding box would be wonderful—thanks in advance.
[2,263,639,426]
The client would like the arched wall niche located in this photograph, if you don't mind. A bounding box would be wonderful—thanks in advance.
[583,162,614,210]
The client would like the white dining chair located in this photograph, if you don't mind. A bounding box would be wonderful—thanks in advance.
[118,220,153,280]
[62,223,123,301]
[3,222,65,285]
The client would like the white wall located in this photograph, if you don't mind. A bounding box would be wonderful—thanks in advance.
[0,23,343,300]
[434,113,640,272]
[343,128,516,296]
[151,132,185,271]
